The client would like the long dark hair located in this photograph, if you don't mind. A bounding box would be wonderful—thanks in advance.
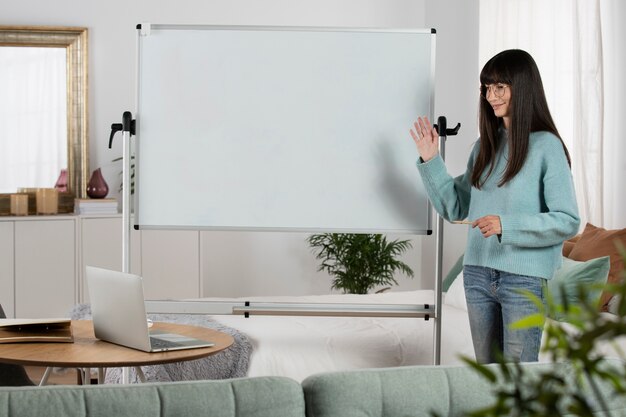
[473,49,571,188]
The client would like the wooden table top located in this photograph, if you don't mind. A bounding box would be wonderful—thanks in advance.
[0,320,234,368]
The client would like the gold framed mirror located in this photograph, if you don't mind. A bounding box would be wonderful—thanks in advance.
[0,25,89,198]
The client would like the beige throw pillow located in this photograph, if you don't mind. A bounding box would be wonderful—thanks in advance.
[568,223,626,312]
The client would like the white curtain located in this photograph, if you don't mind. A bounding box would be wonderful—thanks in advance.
[479,0,625,229]
[0,47,67,193]
[599,0,626,229]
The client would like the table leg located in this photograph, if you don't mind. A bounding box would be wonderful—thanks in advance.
[81,368,92,385]
[134,366,146,383]
[38,367,53,386]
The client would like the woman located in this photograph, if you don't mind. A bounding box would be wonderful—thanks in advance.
[410,49,580,363]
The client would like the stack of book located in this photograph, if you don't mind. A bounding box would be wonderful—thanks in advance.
[74,198,119,215]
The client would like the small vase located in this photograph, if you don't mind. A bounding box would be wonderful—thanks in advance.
[54,169,68,192]
[86,168,109,199]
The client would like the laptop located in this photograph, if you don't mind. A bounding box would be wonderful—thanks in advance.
[85,266,215,352]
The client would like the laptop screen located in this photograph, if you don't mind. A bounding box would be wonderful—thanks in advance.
[86,266,153,351]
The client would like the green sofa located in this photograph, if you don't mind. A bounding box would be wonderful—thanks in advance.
[1,361,625,417]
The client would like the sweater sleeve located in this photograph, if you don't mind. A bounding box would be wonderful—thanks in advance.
[415,150,475,222]
[499,138,580,248]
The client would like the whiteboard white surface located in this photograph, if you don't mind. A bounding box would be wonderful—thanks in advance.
[135,25,435,233]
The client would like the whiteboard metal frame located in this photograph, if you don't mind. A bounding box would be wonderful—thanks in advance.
[134,23,435,235]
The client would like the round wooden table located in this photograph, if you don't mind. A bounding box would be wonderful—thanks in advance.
[0,320,234,383]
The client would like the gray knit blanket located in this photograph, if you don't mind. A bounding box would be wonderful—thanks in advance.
[69,304,252,384]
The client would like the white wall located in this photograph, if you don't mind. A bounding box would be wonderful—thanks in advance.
[0,0,478,295]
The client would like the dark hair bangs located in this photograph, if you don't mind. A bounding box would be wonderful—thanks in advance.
[480,54,513,86]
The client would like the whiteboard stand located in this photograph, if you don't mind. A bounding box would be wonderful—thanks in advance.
[109,25,458,366]
[432,116,461,365]
[109,111,136,275]
[109,110,136,384]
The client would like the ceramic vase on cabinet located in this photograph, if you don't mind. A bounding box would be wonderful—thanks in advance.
[54,169,68,192]
[86,168,109,199]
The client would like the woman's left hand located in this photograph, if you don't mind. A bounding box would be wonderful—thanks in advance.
[472,215,502,238]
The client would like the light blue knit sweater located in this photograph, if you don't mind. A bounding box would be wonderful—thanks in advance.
[416,130,580,280]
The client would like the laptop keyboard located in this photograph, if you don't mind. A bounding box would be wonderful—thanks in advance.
[150,336,182,349]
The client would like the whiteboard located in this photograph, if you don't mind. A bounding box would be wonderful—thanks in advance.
[135,24,435,234]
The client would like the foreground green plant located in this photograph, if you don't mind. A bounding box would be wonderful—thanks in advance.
[307,233,414,294]
[456,243,626,417]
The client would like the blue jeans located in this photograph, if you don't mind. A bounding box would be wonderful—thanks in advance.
[463,265,546,364]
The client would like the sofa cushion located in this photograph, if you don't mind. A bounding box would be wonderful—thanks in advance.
[302,364,495,417]
[567,223,626,311]
[0,376,304,417]
[302,360,626,417]
[562,234,581,257]
[547,256,610,320]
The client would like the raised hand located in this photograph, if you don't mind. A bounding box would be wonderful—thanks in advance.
[409,116,439,162]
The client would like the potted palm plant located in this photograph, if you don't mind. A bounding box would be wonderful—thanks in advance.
[307,233,414,294]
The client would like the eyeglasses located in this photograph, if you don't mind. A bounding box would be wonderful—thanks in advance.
[480,83,509,99]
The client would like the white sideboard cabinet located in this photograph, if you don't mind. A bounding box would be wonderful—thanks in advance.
[0,215,202,318]
[0,217,77,318]
[0,221,15,317]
